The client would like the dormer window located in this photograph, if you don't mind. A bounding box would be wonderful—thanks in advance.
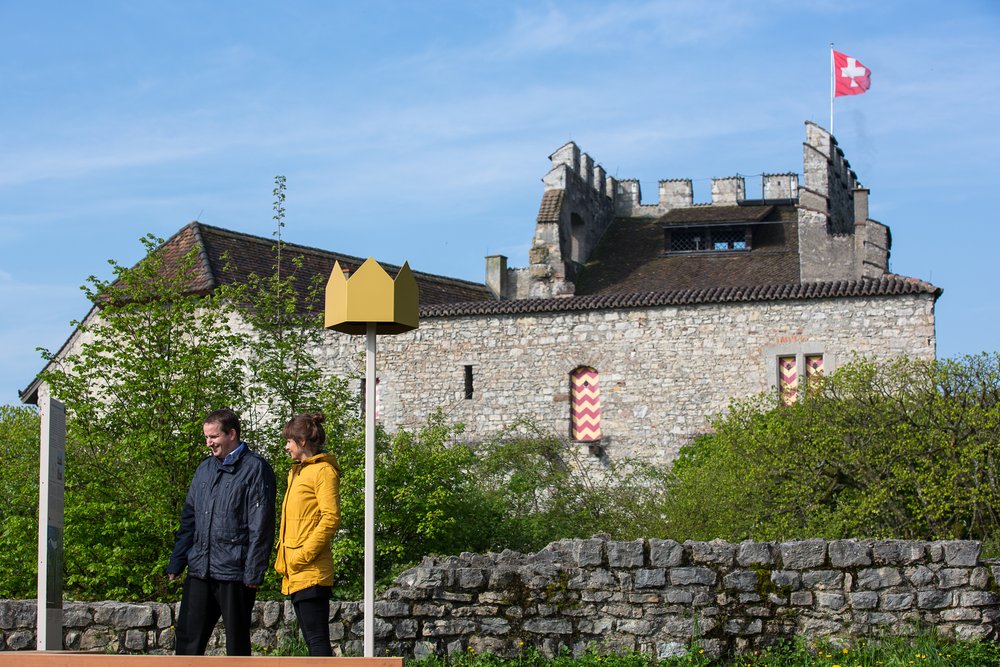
[666,224,751,253]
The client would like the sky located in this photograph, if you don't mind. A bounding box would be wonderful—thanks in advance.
[1,0,998,405]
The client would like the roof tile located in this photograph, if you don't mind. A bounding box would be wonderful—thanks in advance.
[421,274,941,318]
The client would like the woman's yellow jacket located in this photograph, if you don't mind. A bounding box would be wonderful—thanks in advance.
[274,452,341,595]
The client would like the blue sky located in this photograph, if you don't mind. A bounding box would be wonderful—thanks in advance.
[1,1,998,404]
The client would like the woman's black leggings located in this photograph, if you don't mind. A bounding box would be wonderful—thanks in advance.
[293,596,332,656]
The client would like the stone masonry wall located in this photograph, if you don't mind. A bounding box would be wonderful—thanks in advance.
[2,538,996,659]
[38,293,937,469]
[311,293,937,466]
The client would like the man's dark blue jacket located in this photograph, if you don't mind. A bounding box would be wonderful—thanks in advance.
[167,445,277,586]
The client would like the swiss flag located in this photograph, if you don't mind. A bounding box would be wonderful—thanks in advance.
[834,50,871,97]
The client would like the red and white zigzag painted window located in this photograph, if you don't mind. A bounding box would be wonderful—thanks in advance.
[779,354,824,405]
[571,367,602,442]
[806,354,824,379]
[778,356,799,405]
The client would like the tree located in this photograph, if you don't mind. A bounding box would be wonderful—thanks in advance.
[663,353,1000,547]
[215,175,332,462]
[0,405,41,598]
[38,235,248,599]
[31,176,353,600]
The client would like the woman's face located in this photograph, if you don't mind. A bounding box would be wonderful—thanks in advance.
[285,438,311,462]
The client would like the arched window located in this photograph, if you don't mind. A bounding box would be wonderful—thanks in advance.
[570,366,602,442]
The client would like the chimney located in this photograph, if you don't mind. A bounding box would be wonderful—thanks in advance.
[853,187,869,223]
[485,255,508,299]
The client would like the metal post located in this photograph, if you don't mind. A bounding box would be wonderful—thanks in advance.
[37,395,66,650]
[830,43,835,136]
[364,323,377,657]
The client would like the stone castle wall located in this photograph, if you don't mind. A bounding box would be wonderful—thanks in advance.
[1,538,996,658]
[311,293,937,466]
[37,291,937,469]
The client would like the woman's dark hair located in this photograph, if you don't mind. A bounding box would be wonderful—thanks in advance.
[282,412,326,455]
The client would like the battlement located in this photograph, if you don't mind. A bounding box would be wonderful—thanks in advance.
[546,142,803,218]
[801,120,862,233]
[545,142,610,197]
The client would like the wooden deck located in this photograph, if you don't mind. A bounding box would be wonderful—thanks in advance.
[0,654,403,666]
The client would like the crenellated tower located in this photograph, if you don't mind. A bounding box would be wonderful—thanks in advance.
[486,121,892,299]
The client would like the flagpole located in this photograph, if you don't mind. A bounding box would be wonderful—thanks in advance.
[829,43,835,136]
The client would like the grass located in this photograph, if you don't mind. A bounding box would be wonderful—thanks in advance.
[405,636,1000,667]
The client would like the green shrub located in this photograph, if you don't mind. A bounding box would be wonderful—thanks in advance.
[664,353,1000,545]
[0,405,41,598]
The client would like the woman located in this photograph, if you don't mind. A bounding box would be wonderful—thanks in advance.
[274,412,341,656]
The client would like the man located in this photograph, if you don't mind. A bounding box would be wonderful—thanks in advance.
[167,408,276,655]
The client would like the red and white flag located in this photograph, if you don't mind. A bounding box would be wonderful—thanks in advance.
[833,50,871,97]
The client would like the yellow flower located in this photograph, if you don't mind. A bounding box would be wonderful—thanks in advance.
[843,648,849,654]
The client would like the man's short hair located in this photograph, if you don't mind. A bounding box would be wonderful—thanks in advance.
[204,408,240,440]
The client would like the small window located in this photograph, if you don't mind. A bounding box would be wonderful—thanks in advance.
[570,366,602,442]
[464,365,474,400]
[712,227,747,250]
[670,229,707,252]
[778,354,825,405]
[667,225,750,253]
[806,355,824,378]
[778,356,799,405]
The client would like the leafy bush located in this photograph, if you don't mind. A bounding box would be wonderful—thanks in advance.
[663,353,1000,545]
[38,234,248,599]
[328,415,673,598]
[473,420,671,552]
[0,405,41,598]
[330,412,497,596]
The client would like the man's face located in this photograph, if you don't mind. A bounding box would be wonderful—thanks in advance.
[204,421,239,460]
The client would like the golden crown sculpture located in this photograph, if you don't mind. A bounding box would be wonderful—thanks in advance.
[324,257,419,335]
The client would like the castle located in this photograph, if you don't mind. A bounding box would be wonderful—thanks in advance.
[23,122,940,465]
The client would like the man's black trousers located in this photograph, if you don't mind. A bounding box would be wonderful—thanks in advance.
[175,576,257,655]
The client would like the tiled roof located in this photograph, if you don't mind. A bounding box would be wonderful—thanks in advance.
[159,222,494,308]
[537,190,564,223]
[421,274,941,318]
[574,206,801,295]
[659,204,775,224]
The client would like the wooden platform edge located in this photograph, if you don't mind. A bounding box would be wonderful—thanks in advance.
[0,653,405,666]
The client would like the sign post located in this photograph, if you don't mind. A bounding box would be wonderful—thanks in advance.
[37,395,66,650]
[325,258,418,657]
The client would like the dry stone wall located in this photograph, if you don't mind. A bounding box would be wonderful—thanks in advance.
[2,538,996,658]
